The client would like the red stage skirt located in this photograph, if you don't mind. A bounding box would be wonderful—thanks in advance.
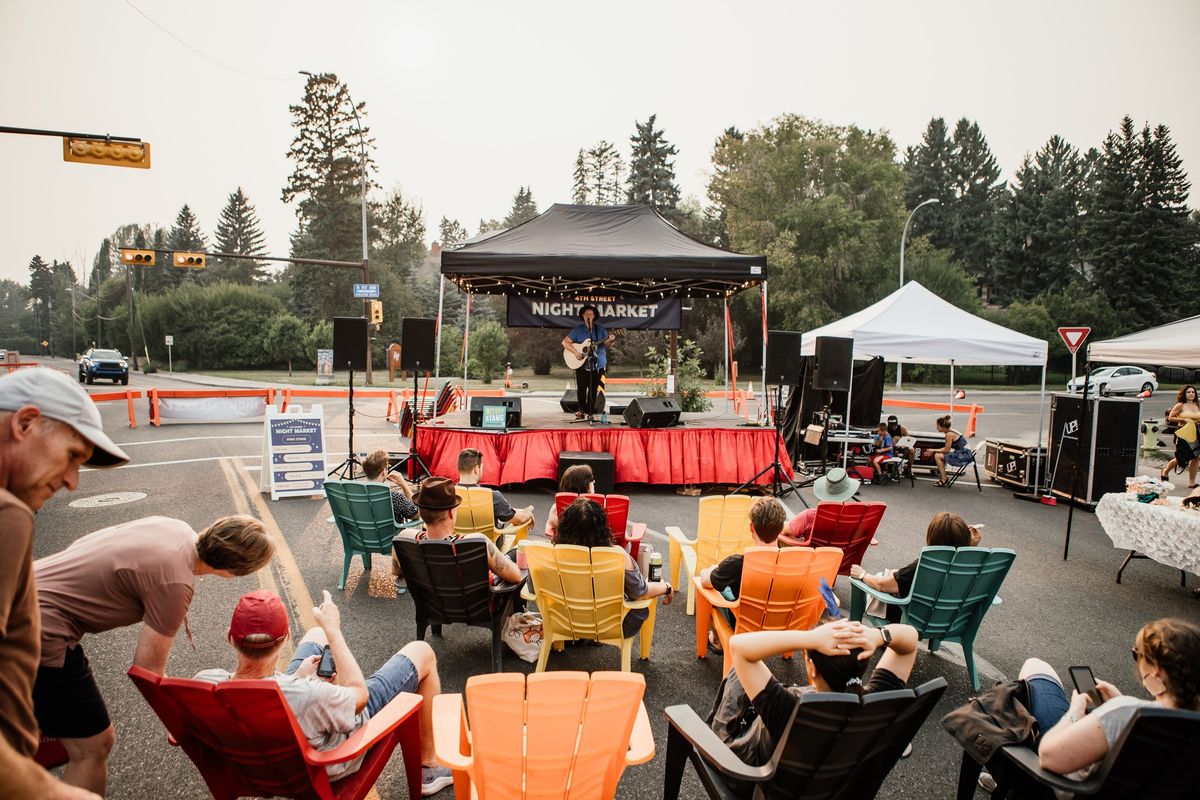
[415,425,793,486]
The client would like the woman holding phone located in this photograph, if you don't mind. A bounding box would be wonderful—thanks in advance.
[1015,618,1200,778]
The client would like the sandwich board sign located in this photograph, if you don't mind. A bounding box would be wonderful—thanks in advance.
[260,405,328,500]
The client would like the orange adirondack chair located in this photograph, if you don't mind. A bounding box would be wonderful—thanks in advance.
[780,501,885,576]
[554,492,647,558]
[694,546,843,675]
[432,671,654,800]
[128,665,423,800]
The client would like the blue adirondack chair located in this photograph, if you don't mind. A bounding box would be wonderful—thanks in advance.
[324,480,420,589]
[849,546,1015,690]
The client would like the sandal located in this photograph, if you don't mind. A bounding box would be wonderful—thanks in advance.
[933,479,949,487]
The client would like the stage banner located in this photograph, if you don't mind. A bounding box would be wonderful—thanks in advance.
[506,294,682,330]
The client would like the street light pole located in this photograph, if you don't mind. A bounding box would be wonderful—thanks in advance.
[897,197,939,390]
[300,71,373,384]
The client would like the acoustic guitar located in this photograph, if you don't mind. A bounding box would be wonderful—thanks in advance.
[563,330,619,370]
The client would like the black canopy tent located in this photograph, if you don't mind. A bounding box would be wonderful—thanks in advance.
[437,203,769,398]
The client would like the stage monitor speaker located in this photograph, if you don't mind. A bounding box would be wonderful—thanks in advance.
[623,397,680,429]
[468,397,522,428]
[558,451,615,494]
[559,389,604,414]
[1049,393,1140,505]
[332,317,368,371]
[765,330,804,386]
[400,318,437,371]
[813,336,854,391]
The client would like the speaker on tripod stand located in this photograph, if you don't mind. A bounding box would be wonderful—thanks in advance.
[328,317,368,479]
[389,318,437,481]
[736,330,806,502]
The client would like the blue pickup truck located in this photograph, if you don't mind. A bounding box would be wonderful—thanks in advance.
[78,348,129,385]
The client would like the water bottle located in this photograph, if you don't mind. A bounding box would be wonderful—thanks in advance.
[600,410,608,424]
[648,552,663,583]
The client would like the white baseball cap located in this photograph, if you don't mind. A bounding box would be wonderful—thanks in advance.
[0,369,130,467]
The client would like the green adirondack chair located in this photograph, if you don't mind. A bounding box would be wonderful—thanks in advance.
[849,545,1015,690]
[324,480,420,589]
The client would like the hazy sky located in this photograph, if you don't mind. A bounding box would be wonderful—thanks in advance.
[2,0,1197,285]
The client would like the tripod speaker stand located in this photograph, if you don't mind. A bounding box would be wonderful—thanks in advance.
[735,382,806,503]
[390,360,433,481]
[328,364,363,480]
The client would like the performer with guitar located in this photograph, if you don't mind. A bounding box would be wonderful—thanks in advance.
[562,304,614,420]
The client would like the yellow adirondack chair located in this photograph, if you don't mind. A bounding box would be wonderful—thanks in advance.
[454,485,531,553]
[520,541,657,672]
[433,671,654,800]
[666,494,755,615]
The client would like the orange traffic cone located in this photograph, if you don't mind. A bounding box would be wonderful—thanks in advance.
[954,389,966,400]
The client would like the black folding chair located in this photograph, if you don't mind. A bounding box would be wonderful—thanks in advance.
[945,445,983,491]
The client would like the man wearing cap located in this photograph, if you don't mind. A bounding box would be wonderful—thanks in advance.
[0,368,128,800]
[33,514,274,794]
[562,304,614,419]
[196,589,453,795]
[397,477,523,585]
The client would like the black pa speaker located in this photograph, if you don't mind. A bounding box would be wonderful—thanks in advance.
[623,397,681,429]
[765,330,804,386]
[813,336,854,391]
[558,451,615,494]
[1049,393,1140,505]
[559,389,604,414]
[469,397,522,428]
[400,318,437,371]
[332,317,368,371]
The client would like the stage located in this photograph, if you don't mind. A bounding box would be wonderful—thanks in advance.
[413,396,794,487]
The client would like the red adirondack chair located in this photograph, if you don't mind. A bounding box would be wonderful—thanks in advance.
[128,665,423,800]
[555,492,646,559]
[780,501,886,576]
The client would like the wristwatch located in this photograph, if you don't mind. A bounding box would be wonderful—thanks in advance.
[879,626,893,646]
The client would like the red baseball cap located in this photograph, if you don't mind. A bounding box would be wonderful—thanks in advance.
[228,590,289,649]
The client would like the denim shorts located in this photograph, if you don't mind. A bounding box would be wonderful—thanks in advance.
[1025,674,1070,738]
[288,640,418,718]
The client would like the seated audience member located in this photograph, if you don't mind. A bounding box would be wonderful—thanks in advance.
[783,466,862,545]
[849,511,980,623]
[716,619,919,766]
[395,477,523,585]
[457,447,534,528]
[554,498,673,637]
[986,618,1200,785]
[34,515,274,795]
[361,448,419,522]
[870,423,894,473]
[195,589,453,796]
[546,463,595,540]
[931,414,973,486]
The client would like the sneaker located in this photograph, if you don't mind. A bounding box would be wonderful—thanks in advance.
[394,578,408,596]
[707,632,723,655]
[421,765,453,796]
[901,742,912,758]
[978,770,997,794]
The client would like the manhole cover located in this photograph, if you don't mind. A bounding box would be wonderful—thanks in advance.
[70,491,147,508]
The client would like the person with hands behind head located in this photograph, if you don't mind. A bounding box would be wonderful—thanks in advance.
[195,589,453,796]
[719,619,920,766]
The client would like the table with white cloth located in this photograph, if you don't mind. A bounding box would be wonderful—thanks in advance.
[1095,492,1199,587]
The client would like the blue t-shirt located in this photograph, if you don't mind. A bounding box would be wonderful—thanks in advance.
[567,322,609,370]
[873,433,893,454]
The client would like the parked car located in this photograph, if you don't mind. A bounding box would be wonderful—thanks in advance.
[1066,365,1157,396]
[78,348,129,385]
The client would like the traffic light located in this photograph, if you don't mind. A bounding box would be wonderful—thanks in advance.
[369,300,383,324]
[62,137,151,169]
[173,252,206,269]
[119,248,156,266]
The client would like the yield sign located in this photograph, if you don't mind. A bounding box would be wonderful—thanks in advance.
[1057,327,1091,354]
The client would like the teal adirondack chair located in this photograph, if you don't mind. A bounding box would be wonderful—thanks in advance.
[324,480,420,589]
[849,546,1015,690]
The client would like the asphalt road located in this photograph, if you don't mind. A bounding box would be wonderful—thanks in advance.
[20,358,1198,799]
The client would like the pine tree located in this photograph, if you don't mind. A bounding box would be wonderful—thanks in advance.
[572,150,589,203]
[1087,118,1193,324]
[211,187,268,284]
[27,255,53,343]
[571,142,626,204]
[502,186,539,228]
[90,239,112,293]
[374,187,427,339]
[282,72,377,320]
[903,118,955,241]
[165,204,208,287]
[949,119,1004,283]
[438,217,469,249]
[994,135,1088,302]
[627,114,681,218]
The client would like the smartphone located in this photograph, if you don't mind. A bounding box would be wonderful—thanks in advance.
[1068,665,1102,706]
[819,577,841,619]
[317,644,336,678]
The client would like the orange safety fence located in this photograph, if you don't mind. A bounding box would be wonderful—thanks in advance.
[279,388,406,422]
[882,399,986,438]
[3,362,43,374]
[147,388,276,427]
[89,389,142,428]
[464,389,506,398]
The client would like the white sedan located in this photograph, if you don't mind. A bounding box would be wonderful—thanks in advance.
[1066,366,1158,396]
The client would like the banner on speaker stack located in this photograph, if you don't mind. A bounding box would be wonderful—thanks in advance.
[507,295,682,330]
[260,405,328,500]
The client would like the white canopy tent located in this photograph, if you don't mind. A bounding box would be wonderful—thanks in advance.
[799,281,1051,467]
[1087,314,1200,368]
